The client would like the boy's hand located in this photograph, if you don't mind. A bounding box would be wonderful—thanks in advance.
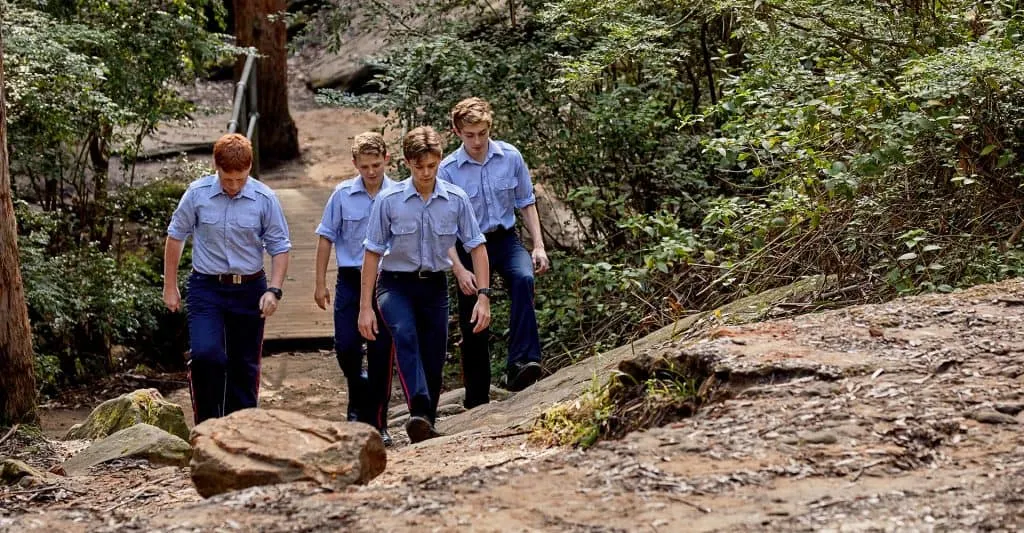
[532,248,550,274]
[163,285,181,312]
[470,297,491,333]
[259,292,279,318]
[314,284,330,310]
[358,307,378,341]
[453,265,478,296]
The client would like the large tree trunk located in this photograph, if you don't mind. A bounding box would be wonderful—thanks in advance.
[234,0,300,164]
[0,25,38,426]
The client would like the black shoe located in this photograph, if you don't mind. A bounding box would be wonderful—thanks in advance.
[380,429,393,448]
[508,361,543,392]
[405,415,441,443]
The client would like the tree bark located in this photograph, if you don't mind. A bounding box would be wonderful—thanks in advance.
[0,24,38,426]
[234,0,299,164]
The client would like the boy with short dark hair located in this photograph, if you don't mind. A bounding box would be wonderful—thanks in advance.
[358,126,491,443]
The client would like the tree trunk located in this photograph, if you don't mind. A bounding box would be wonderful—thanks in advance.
[234,0,299,164]
[0,25,38,426]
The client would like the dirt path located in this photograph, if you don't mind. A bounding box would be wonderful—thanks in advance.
[6,57,1024,532]
[6,279,1024,531]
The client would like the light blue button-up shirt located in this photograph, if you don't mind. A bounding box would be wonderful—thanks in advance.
[364,178,485,272]
[315,175,396,268]
[438,139,536,234]
[167,174,292,275]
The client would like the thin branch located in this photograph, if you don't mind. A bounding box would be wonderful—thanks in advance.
[0,424,18,446]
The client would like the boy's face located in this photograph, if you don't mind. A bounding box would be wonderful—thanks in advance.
[217,167,250,197]
[353,153,389,183]
[454,122,490,159]
[408,153,441,188]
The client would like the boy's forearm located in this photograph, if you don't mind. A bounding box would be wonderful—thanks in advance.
[314,237,332,286]
[163,237,185,287]
[360,251,381,310]
[521,204,545,250]
[269,252,289,288]
[469,245,490,290]
[448,247,466,273]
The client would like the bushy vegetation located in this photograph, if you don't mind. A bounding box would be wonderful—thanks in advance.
[4,1,229,393]
[312,0,1024,376]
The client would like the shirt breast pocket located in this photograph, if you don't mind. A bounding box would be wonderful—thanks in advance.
[430,213,458,250]
[233,214,261,228]
[341,214,369,247]
[459,178,481,198]
[392,221,418,241]
[197,211,223,240]
[496,177,518,212]
[231,212,262,244]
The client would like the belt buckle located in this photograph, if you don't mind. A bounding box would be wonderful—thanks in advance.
[231,274,242,285]
[416,270,430,279]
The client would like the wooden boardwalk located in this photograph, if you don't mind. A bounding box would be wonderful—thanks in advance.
[263,187,337,340]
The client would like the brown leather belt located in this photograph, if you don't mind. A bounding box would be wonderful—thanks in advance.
[193,269,265,285]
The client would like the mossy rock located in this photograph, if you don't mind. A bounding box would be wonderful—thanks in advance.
[1,459,52,486]
[64,388,189,441]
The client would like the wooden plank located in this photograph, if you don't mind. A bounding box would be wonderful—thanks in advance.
[263,187,338,340]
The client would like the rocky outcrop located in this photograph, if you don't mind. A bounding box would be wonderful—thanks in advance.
[189,408,386,498]
[64,389,190,442]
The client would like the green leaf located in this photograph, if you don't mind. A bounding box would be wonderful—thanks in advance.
[898,253,918,261]
[980,144,997,156]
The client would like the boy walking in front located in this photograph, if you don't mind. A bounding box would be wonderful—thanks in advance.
[314,132,396,446]
[439,97,549,409]
[163,133,291,424]
[358,126,492,443]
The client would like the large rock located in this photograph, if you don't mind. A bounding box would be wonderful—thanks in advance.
[307,51,383,93]
[62,424,192,476]
[189,408,386,498]
[64,388,190,442]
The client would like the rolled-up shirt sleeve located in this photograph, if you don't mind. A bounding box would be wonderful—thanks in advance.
[513,154,536,209]
[262,193,292,256]
[363,195,390,255]
[315,190,342,243]
[458,195,486,252]
[167,188,196,240]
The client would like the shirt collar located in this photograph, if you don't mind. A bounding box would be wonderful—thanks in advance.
[455,140,504,167]
[347,174,395,196]
[208,174,256,200]
[400,178,449,201]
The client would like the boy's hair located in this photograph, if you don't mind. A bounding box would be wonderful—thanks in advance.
[351,132,388,159]
[451,97,493,131]
[213,133,253,173]
[402,126,443,162]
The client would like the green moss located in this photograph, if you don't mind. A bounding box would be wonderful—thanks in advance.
[65,389,189,441]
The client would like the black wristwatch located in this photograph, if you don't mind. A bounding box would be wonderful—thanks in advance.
[266,287,283,300]
[477,288,493,298]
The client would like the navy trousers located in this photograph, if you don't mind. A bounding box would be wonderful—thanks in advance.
[186,272,267,425]
[375,271,448,422]
[334,267,393,429]
[456,228,542,408]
